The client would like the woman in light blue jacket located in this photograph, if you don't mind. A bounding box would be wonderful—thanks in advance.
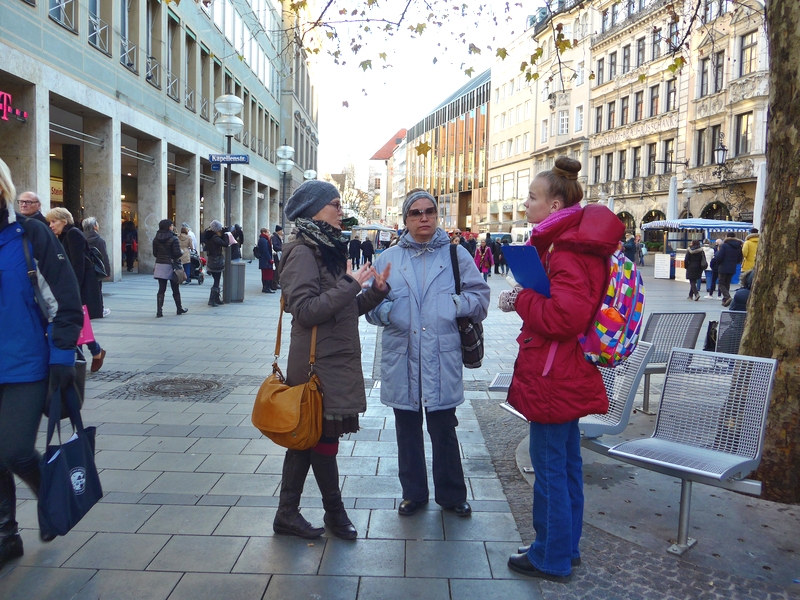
[367,189,490,518]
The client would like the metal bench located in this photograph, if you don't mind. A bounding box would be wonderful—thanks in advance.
[715,310,747,354]
[639,312,706,414]
[607,348,777,555]
[496,341,654,440]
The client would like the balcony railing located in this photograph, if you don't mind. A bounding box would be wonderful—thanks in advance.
[88,12,109,54]
[120,38,137,72]
[250,135,257,151]
[200,96,209,120]
[184,85,195,112]
[166,70,179,101]
[146,56,161,89]
[242,131,250,146]
[49,0,76,32]
[257,139,264,156]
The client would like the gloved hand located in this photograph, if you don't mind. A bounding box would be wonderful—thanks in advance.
[48,364,76,395]
[498,285,523,313]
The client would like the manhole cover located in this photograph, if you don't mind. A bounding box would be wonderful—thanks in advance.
[138,378,222,397]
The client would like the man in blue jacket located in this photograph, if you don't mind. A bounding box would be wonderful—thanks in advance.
[0,159,83,566]
[715,232,744,307]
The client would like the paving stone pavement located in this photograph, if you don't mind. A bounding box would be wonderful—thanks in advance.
[0,261,797,599]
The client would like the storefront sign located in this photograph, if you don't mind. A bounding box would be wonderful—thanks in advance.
[0,91,29,123]
[50,179,63,202]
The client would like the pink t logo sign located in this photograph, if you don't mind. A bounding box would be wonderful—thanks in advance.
[0,92,12,121]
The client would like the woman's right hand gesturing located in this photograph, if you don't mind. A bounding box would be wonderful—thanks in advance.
[347,260,374,287]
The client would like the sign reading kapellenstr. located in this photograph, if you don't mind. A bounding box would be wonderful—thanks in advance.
[209,154,249,164]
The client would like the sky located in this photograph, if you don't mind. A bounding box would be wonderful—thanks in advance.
[311,1,538,184]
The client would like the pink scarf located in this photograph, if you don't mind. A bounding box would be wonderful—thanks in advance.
[529,203,583,242]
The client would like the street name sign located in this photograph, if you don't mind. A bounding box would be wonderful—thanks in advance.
[209,154,249,164]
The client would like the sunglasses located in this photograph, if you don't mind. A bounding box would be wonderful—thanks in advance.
[407,207,437,218]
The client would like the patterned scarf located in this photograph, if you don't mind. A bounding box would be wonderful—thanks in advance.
[294,218,348,276]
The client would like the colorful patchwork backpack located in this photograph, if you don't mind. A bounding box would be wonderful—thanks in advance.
[579,249,645,367]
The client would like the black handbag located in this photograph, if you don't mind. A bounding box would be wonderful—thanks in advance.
[38,385,103,538]
[207,254,225,272]
[449,244,484,369]
[87,246,107,277]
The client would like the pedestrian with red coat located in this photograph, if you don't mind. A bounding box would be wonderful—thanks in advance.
[474,238,494,281]
[498,156,624,583]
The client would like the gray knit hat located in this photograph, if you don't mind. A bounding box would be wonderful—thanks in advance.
[402,190,438,223]
[285,180,340,221]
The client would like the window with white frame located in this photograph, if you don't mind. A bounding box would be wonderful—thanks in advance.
[542,81,550,102]
[524,100,531,120]
[492,144,498,161]
[541,119,548,143]
[501,112,506,129]
[740,31,757,77]
[490,175,501,200]
[735,112,753,155]
[502,173,514,199]
[517,169,530,198]
[516,105,522,123]
[507,139,513,156]
[523,132,530,152]
[576,61,585,85]
[499,143,505,159]
[575,105,584,131]
[514,136,521,154]
[558,110,569,135]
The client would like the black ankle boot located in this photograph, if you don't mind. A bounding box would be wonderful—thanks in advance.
[0,469,24,567]
[15,470,55,542]
[156,293,164,317]
[273,450,323,539]
[208,286,221,307]
[173,292,188,315]
[310,451,357,540]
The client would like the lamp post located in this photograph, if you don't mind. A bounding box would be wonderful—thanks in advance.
[214,94,244,304]
[276,145,295,233]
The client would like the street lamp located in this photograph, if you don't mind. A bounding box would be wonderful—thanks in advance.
[276,144,295,233]
[214,94,243,304]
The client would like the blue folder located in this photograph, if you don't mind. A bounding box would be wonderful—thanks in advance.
[501,245,551,298]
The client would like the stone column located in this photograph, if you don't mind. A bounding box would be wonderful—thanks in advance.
[175,152,200,236]
[269,187,279,226]
[202,164,224,229]
[257,184,270,232]
[241,177,257,259]
[0,83,47,207]
[83,116,121,281]
[136,138,167,273]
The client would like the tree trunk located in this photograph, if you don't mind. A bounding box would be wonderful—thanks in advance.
[739,0,800,504]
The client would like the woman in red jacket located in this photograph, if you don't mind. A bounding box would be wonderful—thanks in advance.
[499,157,624,582]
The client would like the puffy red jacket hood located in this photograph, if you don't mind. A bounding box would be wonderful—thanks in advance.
[508,204,624,424]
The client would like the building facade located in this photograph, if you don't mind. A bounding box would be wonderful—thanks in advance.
[488,2,595,234]
[405,69,490,232]
[1,0,317,276]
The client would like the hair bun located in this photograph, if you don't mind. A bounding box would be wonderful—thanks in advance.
[554,156,581,175]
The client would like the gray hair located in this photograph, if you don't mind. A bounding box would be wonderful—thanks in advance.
[82,216,98,233]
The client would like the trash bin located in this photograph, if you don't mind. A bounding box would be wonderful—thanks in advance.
[669,252,676,279]
[229,261,246,302]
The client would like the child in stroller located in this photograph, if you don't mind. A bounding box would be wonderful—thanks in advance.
[190,250,205,285]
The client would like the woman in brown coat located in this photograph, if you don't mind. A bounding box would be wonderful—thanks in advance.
[276,180,390,540]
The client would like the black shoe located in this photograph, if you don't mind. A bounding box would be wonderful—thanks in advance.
[0,532,24,567]
[516,545,581,567]
[398,499,428,516]
[177,308,188,315]
[324,511,358,540]
[444,501,472,517]
[273,512,324,539]
[507,553,571,582]
[722,297,732,307]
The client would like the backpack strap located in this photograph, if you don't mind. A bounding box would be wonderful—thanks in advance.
[449,244,461,295]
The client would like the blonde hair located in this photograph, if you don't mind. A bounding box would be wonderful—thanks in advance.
[0,158,16,207]
[46,206,74,225]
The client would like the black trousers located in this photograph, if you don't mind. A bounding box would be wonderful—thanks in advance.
[210,270,222,288]
[125,246,135,270]
[718,272,734,301]
[0,380,47,480]
[393,406,467,507]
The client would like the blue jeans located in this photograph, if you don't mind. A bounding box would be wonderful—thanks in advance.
[527,419,583,576]
[183,262,191,282]
[85,340,102,357]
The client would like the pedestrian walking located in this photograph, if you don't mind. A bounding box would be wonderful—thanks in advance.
[231,224,244,260]
[46,207,107,372]
[684,239,706,301]
[474,237,494,282]
[701,239,715,297]
[203,220,229,307]
[178,226,193,283]
[622,233,637,262]
[715,232,744,307]
[82,216,111,315]
[361,236,374,265]
[271,226,283,291]
[152,219,188,317]
[181,222,198,252]
[705,239,722,298]
[122,220,138,272]
[367,189,490,520]
[0,159,83,567]
[497,156,624,583]
[741,227,759,274]
[348,234,362,268]
[257,228,275,293]
[16,191,48,224]
[498,240,510,275]
[634,234,645,266]
[274,180,390,540]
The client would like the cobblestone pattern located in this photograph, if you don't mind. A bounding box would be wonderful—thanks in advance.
[471,398,800,600]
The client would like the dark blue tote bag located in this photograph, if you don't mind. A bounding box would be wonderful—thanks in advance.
[38,386,103,537]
